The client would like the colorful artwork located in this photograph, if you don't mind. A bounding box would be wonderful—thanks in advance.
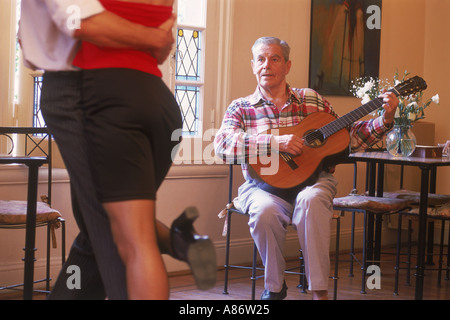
[309,0,382,96]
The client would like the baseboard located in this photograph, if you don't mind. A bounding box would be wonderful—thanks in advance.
[0,257,63,290]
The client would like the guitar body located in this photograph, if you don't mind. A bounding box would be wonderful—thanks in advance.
[250,112,350,189]
[248,76,427,190]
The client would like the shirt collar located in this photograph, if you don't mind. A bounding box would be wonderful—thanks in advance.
[248,84,302,107]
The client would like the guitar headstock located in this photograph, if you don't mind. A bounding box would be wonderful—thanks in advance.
[393,76,427,97]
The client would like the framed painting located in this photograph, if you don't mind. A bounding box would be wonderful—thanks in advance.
[309,0,382,96]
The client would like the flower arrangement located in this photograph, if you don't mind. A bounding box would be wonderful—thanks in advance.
[350,70,439,126]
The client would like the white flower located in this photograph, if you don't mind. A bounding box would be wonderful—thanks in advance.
[432,94,439,104]
[351,71,439,126]
[356,87,366,99]
[363,81,374,92]
[362,94,371,105]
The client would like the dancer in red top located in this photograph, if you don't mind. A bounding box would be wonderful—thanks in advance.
[73,0,171,76]
[75,0,216,299]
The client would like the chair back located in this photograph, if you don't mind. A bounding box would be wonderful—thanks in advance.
[0,127,52,205]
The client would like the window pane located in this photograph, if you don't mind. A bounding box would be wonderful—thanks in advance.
[33,76,45,128]
[177,0,205,27]
[176,29,201,81]
[175,85,199,135]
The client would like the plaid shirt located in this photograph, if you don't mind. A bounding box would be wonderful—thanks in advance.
[214,85,392,180]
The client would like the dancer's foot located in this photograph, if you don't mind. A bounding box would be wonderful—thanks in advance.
[170,207,216,290]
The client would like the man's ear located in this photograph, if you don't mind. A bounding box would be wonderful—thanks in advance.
[285,59,292,75]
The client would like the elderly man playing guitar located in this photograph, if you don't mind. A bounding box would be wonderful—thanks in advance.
[214,37,401,300]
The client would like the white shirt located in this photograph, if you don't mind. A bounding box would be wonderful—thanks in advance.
[18,0,104,71]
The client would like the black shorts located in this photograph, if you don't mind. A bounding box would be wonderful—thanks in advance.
[81,68,182,202]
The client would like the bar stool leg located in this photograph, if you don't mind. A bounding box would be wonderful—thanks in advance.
[297,249,307,293]
[437,220,445,287]
[406,219,412,286]
[394,213,403,295]
[251,242,258,300]
[333,216,340,300]
[361,211,367,294]
[223,212,232,295]
[349,211,356,277]
[446,223,450,280]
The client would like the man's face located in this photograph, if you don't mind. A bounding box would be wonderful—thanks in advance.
[251,43,291,91]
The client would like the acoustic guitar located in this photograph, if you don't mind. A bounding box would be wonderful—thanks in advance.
[249,76,428,190]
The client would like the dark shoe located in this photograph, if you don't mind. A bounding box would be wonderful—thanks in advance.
[260,281,288,300]
[170,207,216,290]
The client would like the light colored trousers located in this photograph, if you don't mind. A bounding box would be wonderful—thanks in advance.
[238,171,338,292]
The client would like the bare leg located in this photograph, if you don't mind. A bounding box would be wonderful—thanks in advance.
[104,199,169,300]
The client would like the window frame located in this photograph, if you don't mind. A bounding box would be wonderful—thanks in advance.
[169,0,234,165]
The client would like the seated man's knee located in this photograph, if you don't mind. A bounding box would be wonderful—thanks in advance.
[296,186,332,209]
[248,200,288,228]
[296,191,317,210]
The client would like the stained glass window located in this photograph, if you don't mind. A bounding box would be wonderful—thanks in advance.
[175,28,202,135]
[176,29,201,82]
[175,85,200,134]
[32,76,45,129]
[175,0,206,136]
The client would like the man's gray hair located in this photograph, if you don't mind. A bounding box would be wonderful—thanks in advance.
[252,37,291,62]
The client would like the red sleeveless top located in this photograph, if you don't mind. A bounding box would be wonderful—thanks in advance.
[73,0,172,77]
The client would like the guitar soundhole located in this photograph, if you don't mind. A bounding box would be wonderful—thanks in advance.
[304,130,326,148]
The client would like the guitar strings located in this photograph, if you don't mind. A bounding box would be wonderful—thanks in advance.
[320,97,384,138]
[277,80,420,164]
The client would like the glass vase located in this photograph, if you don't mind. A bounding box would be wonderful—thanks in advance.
[386,125,417,157]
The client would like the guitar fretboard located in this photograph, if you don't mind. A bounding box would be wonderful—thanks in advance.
[320,87,403,139]
[283,90,393,165]
[320,97,383,138]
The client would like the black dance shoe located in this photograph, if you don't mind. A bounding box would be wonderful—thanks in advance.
[170,207,216,290]
[260,281,288,300]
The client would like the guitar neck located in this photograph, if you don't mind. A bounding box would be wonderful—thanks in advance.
[319,88,398,138]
